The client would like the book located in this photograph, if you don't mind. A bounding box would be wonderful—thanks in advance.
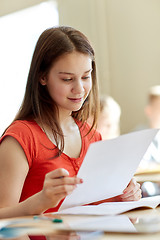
[56,195,160,215]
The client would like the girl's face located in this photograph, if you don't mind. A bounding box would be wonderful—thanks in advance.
[40,51,92,114]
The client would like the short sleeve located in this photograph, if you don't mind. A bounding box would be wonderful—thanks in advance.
[0,121,35,167]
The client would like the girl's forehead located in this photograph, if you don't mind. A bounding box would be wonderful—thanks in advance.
[57,51,92,61]
[51,52,92,71]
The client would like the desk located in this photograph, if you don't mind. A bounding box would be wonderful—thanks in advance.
[1,207,160,240]
[135,173,160,183]
[135,165,160,183]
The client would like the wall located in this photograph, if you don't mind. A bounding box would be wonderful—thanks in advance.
[58,0,160,133]
[0,0,46,16]
[106,0,160,133]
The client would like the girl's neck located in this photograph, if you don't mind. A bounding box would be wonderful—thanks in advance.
[57,108,74,128]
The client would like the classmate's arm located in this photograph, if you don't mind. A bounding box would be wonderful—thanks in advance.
[0,137,82,218]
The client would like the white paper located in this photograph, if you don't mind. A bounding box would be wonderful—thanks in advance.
[57,196,160,215]
[60,129,159,210]
[65,215,136,233]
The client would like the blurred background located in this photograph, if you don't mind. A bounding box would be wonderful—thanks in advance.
[1,0,160,135]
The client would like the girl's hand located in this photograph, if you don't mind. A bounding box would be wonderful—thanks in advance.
[39,168,83,211]
[117,178,142,201]
[89,178,142,205]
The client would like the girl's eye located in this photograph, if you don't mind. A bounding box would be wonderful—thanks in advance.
[82,76,90,80]
[62,78,72,82]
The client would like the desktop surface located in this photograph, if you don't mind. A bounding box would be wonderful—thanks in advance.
[0,207,160,239]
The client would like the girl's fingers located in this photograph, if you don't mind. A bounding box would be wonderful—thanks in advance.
[43,168,83,200]
[41,168,83,209]
[123,178,138,194]
[45,184,77,197]
[45,168,83,187]
[45,168,70,179]
[119,178,142,201]
[122,183,140,198]
[121,188,142,201]
[47,176,83,187]
[127,189,142,201]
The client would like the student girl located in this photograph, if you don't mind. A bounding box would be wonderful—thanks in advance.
[0,26,141,218]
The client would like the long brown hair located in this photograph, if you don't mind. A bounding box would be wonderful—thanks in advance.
[13,26,100,154]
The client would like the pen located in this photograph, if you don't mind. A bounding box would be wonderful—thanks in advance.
[33,215,63,223]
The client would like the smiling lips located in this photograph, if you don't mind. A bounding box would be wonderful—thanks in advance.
[68,97,84,103]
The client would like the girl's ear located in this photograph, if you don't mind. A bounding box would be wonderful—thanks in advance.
[40,77,47,86]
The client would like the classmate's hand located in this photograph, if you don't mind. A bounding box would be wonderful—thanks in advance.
[117,178,142,201]
[40,168,83,210]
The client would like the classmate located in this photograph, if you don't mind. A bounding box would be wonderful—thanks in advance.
[139,85,160,169]
[88,95,121,140]
[145,85,160,129]
[0,26,141,218]
[138,85,160,197]
[144,85,160,163]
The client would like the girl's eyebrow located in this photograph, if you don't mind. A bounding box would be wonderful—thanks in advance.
[58,69,92,75]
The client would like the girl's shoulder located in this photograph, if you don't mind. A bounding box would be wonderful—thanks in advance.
[0,120,41,167]
[0,120,43,146]
[3,120,41,135]
[9,119,37,129]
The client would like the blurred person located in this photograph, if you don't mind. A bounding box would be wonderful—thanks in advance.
[141,85,160,166]
[145,85,160,129]
[139,85,160,197]
[88,95,121,140]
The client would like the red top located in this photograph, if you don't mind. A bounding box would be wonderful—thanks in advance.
[0,120,101,212]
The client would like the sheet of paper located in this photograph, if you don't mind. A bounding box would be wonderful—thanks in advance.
[60,129,159,210]
[57,196,160,215]
[65,215,136,233]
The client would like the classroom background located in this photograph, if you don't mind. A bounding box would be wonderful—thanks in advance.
[1,0,160,135]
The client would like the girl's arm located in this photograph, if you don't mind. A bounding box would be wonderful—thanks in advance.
[0,137,82,218]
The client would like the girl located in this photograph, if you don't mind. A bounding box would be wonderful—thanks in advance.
[0,26,141,218]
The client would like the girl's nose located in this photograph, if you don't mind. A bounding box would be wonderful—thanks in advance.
[72,79,84,94]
